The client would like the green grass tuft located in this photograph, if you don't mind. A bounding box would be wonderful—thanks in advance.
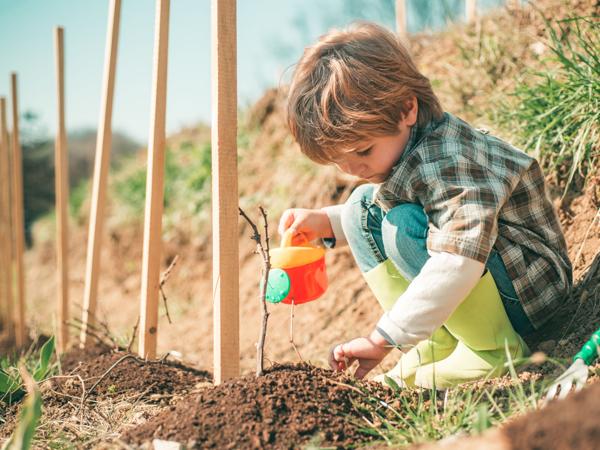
[500,15,599,195]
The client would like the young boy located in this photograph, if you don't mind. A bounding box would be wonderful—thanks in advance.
[278,22,572,388]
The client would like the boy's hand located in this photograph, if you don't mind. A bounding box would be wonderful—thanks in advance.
[278,208,334,244]
[329,330,392,379]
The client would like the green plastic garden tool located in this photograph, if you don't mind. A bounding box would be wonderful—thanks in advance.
[545,326,600,402]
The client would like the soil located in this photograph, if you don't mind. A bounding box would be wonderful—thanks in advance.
[121,363,394,449]
[0,344,212,443]
[3,1,598,448]
[413,379,600,450]
[506,381,600,450]
[54,348,212,400]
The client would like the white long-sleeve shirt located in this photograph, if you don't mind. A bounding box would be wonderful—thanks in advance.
[323,205,484,349]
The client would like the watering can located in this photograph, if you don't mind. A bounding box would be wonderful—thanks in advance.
[265,229,328,305]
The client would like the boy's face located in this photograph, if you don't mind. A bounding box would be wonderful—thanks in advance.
[334,98,418,183]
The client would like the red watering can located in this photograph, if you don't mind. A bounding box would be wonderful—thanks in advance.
[266,229,328,305]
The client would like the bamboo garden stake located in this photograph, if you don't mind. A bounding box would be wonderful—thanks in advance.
[395,0,407,41]
[212,0,240,384]
[54,27,70,352]
[466,0,477,23]
[139,0,170,360]
[0,98,14,340]
[10,74,26,348]
[80,0,122,348]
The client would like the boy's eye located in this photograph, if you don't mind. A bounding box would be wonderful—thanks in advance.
[357,147,372,157]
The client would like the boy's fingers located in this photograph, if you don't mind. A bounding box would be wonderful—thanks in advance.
[333,343,346,361]
[330,344,351,371]
[278,210,295,236]
[328,345,338,370]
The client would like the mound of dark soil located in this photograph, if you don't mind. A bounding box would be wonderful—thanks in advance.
[55,350,212,400]
[122,363,394,449]
[506,381,600,450]
[0,349,212,441]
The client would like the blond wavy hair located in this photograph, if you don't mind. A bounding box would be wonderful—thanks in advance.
[287,22,443,164]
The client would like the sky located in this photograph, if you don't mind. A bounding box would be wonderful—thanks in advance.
[0,0,505,144]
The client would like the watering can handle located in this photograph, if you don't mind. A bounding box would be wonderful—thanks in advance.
[281,229,308,248]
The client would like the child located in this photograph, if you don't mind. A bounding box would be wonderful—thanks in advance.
[278,22,572,388]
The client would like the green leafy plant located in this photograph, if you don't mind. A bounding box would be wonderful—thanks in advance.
[1,367,42,450]
[0,336,55,404]
[501,15,599,195]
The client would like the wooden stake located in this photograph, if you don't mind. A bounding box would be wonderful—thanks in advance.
[138,0,170,360]
[80,0,121,348]
[10,74,26,348]
[0,97,14,340]
[54,27,70,353]
[395,0,407,40]
[466,0,477,23]
[212,0,239,384]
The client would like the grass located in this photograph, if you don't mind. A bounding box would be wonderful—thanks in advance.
[355,371,546,447]
[351,345,584,448]
[112,139,213,225]
[0,336,56,406]
[1,368,42,450]
[499,14,599,195]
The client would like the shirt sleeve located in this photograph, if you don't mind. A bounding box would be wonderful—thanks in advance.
[321,204,347,248]
[376,252,484,348]
[413,155,513,264]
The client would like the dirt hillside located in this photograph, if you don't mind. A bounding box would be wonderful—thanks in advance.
[21,0,600,379]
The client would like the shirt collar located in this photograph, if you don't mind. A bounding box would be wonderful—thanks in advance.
[383,113,447,184]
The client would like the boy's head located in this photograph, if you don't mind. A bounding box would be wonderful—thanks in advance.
[287,22,443,170]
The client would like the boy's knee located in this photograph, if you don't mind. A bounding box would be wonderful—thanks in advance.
[341,184,376,232]
[381,204,429,278]
[382,203,428,241]
[341,184,375,244]
[346,183,376,206]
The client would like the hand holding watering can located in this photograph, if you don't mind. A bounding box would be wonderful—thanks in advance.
[267,209,333,305]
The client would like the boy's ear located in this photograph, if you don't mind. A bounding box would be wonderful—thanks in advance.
[406,97,418,126]
[398,96,418,128]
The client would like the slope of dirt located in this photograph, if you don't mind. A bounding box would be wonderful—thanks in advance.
[121,363,394,449]
[506,381,600,450]
[19,0,599,378]
[412,380,600,450]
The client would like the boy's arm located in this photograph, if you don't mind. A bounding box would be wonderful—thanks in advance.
[376,251,484,348]
[321,204,347,248]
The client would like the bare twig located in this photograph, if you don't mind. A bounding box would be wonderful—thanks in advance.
[239,206,272,376]
[74,307,119,347]
[158,255,179,324]
[84,354,138,401]
[67,322,112,349]
[289,298,304,361]
[160,255,180,285]
[76,374,86,423]
[323,377,367,396]
[126,316,140,353]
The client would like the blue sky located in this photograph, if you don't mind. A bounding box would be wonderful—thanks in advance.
[0,0,504,143]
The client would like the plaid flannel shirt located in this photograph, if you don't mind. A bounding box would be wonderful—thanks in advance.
[375,112,572,329]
